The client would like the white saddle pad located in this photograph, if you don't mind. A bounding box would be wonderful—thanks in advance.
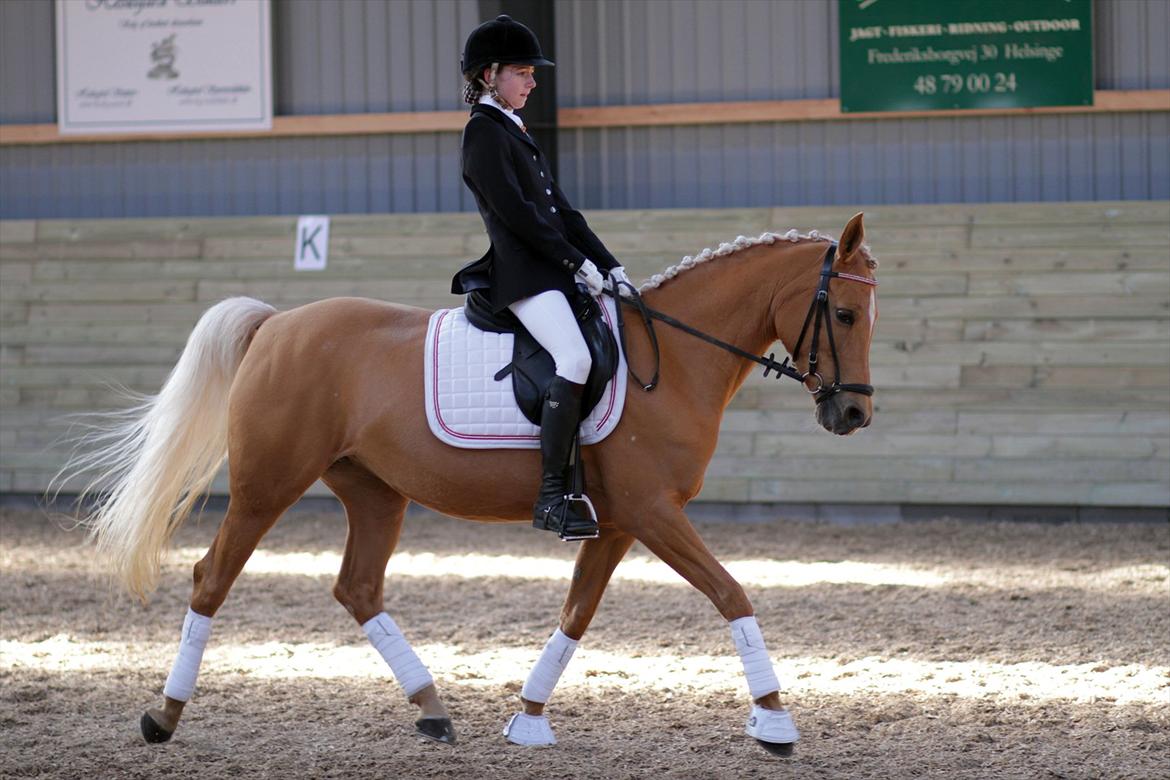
[424,296,627,450]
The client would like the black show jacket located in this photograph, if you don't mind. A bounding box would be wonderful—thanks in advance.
[451,103,618,312]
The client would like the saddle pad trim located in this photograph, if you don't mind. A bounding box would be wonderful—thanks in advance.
[424,297,626,450]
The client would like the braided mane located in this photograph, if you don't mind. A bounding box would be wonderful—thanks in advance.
[639,229,878,292]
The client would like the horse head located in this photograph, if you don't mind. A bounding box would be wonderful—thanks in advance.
[773,213,877,436]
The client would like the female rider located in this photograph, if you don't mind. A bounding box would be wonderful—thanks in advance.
[451,15,631,541]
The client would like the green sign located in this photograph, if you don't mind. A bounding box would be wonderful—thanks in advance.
[839,0,1093,113]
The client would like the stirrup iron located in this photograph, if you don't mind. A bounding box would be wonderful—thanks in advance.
[538,493,599,541]
[557,493,598,541]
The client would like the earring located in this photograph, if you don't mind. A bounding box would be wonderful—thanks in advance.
[487,63,513,110]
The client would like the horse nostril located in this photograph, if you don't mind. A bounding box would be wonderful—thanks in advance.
[845,405,866,428]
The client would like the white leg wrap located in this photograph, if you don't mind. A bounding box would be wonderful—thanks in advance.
[520,628,578,704]
[163,608,212,702]
[362,612,434,698]
[730,616,781,700]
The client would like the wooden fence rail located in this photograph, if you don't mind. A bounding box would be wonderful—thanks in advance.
[1,201,1167,510]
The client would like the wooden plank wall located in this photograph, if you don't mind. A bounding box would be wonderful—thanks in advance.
[1,202,1167,509]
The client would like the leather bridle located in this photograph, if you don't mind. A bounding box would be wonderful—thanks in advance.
[789,242,878,403]
[608,242,877,405]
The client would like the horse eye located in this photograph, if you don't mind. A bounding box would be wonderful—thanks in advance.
[835,309,855,326]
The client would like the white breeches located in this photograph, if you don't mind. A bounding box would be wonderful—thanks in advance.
[508,290,592,384]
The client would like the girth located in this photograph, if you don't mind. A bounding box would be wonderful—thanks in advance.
[464,287,619,426]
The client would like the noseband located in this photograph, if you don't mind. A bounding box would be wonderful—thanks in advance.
[609,242,877,404]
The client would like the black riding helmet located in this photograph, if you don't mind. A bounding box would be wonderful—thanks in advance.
[461,14,554,76]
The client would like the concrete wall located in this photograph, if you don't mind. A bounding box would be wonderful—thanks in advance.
[1,201,1168,509]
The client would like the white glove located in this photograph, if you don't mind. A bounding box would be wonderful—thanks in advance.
[575,259,604,296]
[605,266,635,297]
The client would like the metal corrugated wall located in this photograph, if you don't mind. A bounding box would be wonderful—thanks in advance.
[558,112,1170,210]
[274,0,476,114]
[556,0,838,105]
[553,0,1170,107]
[554,0,1170,209]
[1,0,1167,218]
[0,0,55,124]
[2,135,468,217]
[1096,0,1170,90]
[0,0,482,218]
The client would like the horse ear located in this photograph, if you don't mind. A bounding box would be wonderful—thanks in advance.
[838,213,865,265]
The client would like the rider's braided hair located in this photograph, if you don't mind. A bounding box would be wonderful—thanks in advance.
[463,63,510,107]
[462,72,484,105]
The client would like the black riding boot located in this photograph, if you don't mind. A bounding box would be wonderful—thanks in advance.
[534,377,599,540]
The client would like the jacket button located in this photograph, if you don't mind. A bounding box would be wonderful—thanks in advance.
[533,155,537,161]
[562,259,570,266]
[550,206,557,213]
[545,188,552,195]
[539,171,545,177]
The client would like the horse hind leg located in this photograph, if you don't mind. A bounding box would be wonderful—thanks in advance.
[141,446,330,742]
[323,458,455,745]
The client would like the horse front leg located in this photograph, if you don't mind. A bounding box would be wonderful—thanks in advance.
[504,528,635,746]
[635,508,799,757]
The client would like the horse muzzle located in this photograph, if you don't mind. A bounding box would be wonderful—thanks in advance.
[815,391,872,435]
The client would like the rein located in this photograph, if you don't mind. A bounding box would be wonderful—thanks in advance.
[607,242,877,404]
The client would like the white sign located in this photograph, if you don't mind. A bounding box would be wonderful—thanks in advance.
[56,0,272,135]
[294,217,330,271]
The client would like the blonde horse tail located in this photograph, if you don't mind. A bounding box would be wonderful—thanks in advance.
[53,297,277,602]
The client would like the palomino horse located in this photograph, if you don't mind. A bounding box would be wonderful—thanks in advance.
[64,213,878,756]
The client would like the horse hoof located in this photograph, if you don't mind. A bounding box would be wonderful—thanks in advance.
[502,712,557,746]
[745,705,798,756]
[755,739,795,757]
[415,717,457,745]
[140,711,174,744]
